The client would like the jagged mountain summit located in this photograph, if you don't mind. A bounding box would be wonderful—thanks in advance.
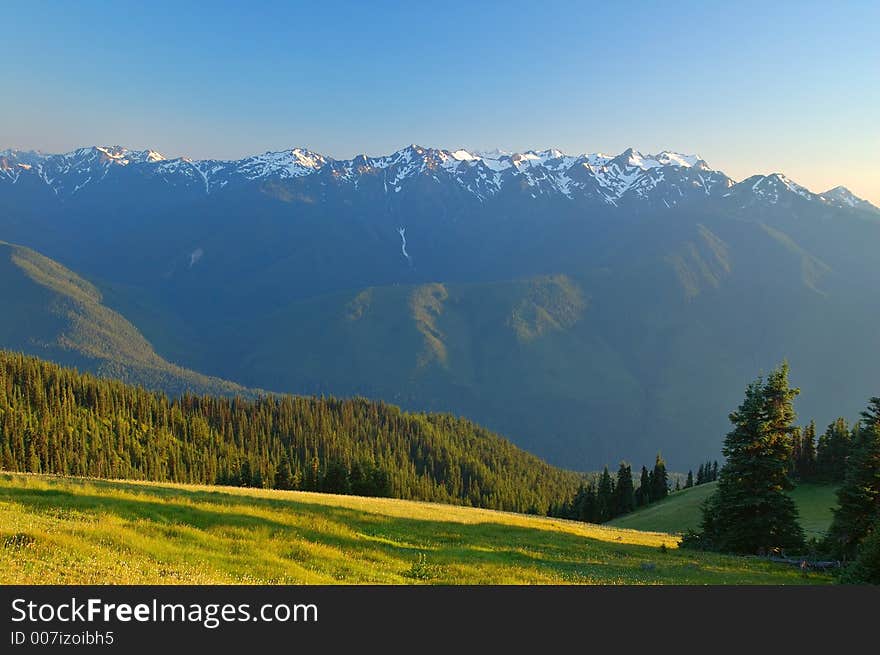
[2,144,875,214]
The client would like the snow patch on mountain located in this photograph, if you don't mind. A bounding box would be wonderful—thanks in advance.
[189,248,204,267]
[2,143,871,213]
[397,227,411,264]
[820,186,880,214]
[747,173,815,204]
[235,148,329,179]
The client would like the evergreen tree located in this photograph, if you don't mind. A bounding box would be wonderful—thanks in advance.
[799,420,817,480]
[348,461,367,495]
[698,364,805,554]
[306,456,321,491]
[825,398,880,559]
[817,418,852,482]
[274,456,294,490]
[239,459,252,487]
[614,462,635,516]
[322,459,351,494]
[839,517,880,584]
[636,465,651,506]
[579,483,598,523]
[651,453,669,502]
[597,466,615,522]
[685,470,694,489]
[696,463,705,485]
[790,426,803,475]
[367,466,391,497]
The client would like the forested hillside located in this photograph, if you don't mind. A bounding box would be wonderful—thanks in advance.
[0,240,249,398]
[0,351,583,513]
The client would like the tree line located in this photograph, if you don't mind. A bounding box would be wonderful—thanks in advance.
[787,417,857,484]
[683,460,719,490]
[0,351,584,514]
[550,453,713,524]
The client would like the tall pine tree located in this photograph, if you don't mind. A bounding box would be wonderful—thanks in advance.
[698,364,805,554]
[636,465,651,506]
[651,453,669,502]
[817,418,852,482]
[798,420,817,480]
[614,462,635,515]
[597,466,615,522]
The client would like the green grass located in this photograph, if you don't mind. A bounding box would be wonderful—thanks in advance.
[0,474,830,585]
[609,483,718,534]
[790,484,840,540]
[609,481,839,539]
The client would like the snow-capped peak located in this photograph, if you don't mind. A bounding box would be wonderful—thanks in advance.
[84,146,166,165]
[609,148,704,171]
[143,150,166,163]
[654,151,703,168]
[234,148,329,179]
[762,173,813,197]
[820,186,880,213]
[470,148,512,158]
[822,185,861,206]
[451,149,479,162]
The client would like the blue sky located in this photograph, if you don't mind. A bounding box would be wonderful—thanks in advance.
[3,1,878,202]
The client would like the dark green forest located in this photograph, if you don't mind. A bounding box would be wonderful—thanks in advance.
[0,350,586,513]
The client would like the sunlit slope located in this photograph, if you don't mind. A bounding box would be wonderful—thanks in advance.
[0,474,828,585]
[609,481,838,538]
[608,484,717,533]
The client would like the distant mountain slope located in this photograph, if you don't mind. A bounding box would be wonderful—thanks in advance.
[0,241,248,397]
[2,143,879,470]
[189,213,880,467]
[228,274,641,465]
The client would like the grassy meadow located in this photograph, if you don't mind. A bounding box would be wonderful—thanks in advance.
[0,473,829,585]
[609,481,839,540]
[608,483,717,534]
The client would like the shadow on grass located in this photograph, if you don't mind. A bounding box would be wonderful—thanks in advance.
[0,475,819,584]
[0,484,289,532]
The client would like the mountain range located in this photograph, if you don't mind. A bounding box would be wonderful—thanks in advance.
[1,143,878,469]
[2,144,874,210]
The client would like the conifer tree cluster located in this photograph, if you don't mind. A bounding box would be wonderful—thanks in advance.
[783,417,855,483]
[815,418,853,482]
[683,460,719,489]
[0,351,582,513]
[682,362,880,577]
[553,454,673,524]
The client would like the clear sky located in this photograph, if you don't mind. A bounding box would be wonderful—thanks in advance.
[3,1,878,203]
